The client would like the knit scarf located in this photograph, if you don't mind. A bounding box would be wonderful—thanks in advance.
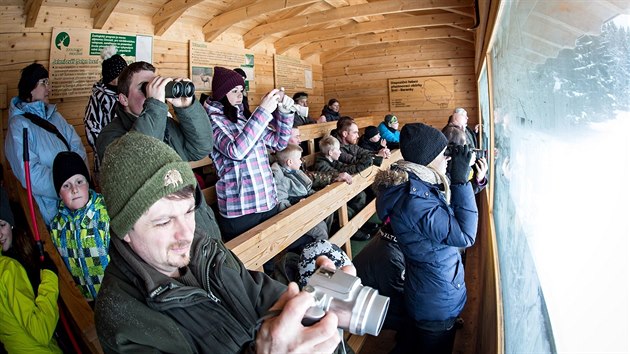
[393,160,451,204]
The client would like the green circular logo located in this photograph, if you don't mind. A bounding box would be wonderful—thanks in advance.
[55,32,70,50]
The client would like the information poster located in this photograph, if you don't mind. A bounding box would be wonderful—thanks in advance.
[388,76,455,111]
[189,41,255,93]
[273,54,313,92]
[49,28,152,99]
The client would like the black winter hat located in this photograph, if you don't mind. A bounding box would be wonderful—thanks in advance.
[102,52,128,85]
[364,126,379,140]
[0,188,14,227]
[53,151,91,195]
[18,63,48,101]
[212,67,245,101]
[400,123,448,166]
[233,68,247,79]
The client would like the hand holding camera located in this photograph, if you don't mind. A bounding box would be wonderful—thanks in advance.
[277,87,297,114]
[473,156,488,183]
[448,144,473,185]
[256,282,341,354]
[259,89,282,113]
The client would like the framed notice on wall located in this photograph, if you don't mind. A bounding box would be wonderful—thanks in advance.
[273,54,313,92]
[189,41,255,94]
[49,28,152,99]
[388,76,455,111]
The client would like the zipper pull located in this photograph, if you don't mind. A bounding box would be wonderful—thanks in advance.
[207,290,220,303]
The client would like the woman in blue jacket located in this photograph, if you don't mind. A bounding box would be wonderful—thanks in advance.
[374,123,478,354]
[4,63,87,225]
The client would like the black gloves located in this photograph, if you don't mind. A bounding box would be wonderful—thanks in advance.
[41,252,58,274]
[448,144,473,185]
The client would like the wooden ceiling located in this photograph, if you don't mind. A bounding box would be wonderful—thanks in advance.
[24,0,477,61]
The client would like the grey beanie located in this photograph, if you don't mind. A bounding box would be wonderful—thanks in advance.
[400,123,448,166]
[100,132,197,238]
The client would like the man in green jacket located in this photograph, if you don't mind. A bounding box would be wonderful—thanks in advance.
[95,61,219,237]
[96,132,342,353]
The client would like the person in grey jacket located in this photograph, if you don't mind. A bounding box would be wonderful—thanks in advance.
[95,132,343,353]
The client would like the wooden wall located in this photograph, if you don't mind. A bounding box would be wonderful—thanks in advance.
[0,1,324,170]
[322,39,478,129]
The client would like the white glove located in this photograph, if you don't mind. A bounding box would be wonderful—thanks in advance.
[277,94,297,114]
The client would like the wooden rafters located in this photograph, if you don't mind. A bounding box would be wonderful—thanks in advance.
[24,0,44,28]
[243,0,470,48]
[299,27,474,59]
[91,0,121,29]
[202,0,320,43]
[275,13,471,54]
[153,0,205,36]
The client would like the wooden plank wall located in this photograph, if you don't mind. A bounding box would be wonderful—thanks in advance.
[0,2,324,170]
[321,40,478,130]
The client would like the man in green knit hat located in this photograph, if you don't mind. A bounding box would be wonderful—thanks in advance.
[95,132,342,353]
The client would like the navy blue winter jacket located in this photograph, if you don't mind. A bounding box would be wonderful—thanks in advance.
[375,168,478,323]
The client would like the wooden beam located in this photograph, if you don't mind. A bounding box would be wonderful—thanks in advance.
[320,47,355,64]
[275,13,470,54]
[300,27,474,58]
[152,0,205,36]
[243,0,470,48]
[202,0,319,43]
[24,0,44,28]
[91,0,121,29]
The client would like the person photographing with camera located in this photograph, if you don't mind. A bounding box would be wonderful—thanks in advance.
[96,61,221,242]
[374,124,478,354]
[206,66,295,241]
[95,132,345,353]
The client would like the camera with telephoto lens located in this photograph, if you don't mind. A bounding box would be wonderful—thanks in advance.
[141,80,195,98]
[302,267,390,336]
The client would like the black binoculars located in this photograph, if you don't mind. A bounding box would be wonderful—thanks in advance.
[141,80,195,98]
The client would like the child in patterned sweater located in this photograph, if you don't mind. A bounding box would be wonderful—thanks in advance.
[50,151,110,303]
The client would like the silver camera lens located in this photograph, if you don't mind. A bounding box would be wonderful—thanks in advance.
[303,267,390,336]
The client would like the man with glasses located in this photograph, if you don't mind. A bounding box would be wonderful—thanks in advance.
[4,63,87,225]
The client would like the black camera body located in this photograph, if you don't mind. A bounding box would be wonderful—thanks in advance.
[141,81,195,98]
[473,148,488,159]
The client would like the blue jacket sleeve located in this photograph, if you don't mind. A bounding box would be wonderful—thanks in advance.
[378,123,400,143]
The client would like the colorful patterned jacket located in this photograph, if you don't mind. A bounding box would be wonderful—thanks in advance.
[50,189,110,300]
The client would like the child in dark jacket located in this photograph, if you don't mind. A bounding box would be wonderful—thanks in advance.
[358,126,385,152]
[49,151,110,301]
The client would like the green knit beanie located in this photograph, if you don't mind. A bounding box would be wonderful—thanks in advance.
[100,132,197,238]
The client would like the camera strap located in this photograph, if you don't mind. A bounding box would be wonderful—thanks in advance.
[21,112,71,151]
